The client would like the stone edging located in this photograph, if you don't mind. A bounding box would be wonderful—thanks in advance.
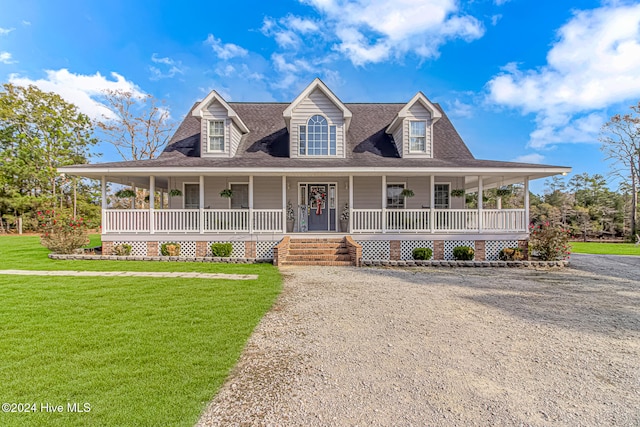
[48,254,268,263]
[361,259,569,268]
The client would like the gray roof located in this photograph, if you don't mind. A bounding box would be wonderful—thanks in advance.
[66,101,565,171]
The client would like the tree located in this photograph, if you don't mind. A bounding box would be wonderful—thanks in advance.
[0,84,97,226]
[97,90,174,161]
[600,102,640,236]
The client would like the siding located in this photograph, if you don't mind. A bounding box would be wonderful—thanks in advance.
[201,100,230,157]
[253,177,283,209]
[392,125,403,157]
[402,103,432,158]
[229,121,242,157]
[290,88,345,158]
[353,176,383,209]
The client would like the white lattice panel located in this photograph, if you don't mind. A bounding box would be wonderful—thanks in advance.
[256,241,276,259]
[400,240,434,260]
[112,241,146,256]
[158,241,196,257]
[208,241,245,257]
[356,240,390,260]
[444,240,475,260]
[486,240,518,261]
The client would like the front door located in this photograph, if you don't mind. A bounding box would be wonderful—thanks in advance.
[308,184,329,231]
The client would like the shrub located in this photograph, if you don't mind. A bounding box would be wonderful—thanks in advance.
[498,247,524,261]
[210,242,233,257]
[160,242,181,256]
[113,244,132,256]
[453,245,474,261]
[412,247,433,260]
[529,222,572,261]
[37,210,89,254]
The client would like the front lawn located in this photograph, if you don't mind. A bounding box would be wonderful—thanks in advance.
[0,235,281,426]
[571,241,640,256]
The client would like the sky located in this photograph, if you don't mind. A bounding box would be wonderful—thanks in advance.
[2,0,640,194]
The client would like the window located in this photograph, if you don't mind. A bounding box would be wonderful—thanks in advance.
[387,184,405,209]
[409,121,426,152]
[299,115,336,156]
[208,120,225,152]
[434,183,450,209]
[184,183,200,209]
[229,184,249,209]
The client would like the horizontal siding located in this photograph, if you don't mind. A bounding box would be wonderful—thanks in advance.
[229,121,242,157]
[403,103,432,158]
[392,125,403,157]
[290,88,345,158]
[353,176,382,209]
[253,177,283,209]
[201,100,230,157]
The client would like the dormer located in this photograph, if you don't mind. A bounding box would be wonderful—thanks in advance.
[192,90,249,158]
[386,92,442,158]
[283,78,352,159]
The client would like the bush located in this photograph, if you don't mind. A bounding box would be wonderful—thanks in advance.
[498,247,524,261]
[37,210,89,254]
[529,222,571,261]
[453,246,474,261]
[113,244,132,256]
[210,242,233,257]
[160,242,181,256]
[412,247,433,260]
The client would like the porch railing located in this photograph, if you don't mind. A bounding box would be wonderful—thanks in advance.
[482,209,526,232]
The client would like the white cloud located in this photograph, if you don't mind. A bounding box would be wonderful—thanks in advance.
[448,99,473,118]
[9,69,145,121]
[486,4,640,148]
[0,27,14,35]
[511,153,545,164]
[149,53,184,80]
[0,51,15,64]
[22,21,31,26]
[294,0,484,65]
[205,34,248,60]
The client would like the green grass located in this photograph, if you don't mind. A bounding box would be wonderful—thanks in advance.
[570,241,640,256]
[0,235,281,426]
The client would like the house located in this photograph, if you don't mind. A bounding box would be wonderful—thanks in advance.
[60,78,571,265]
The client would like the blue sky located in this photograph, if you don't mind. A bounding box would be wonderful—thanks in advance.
[2,0,640,194]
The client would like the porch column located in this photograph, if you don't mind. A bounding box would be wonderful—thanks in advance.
[249,175,254,234]
[101,176,107,234]
[149,176,155,234]
[381,175,386,233]
[429,175,435,233]
[478,176,484,233]
[348,175,353,233]
[131,182,136,210]
[199,175,204,234]
[524,176,530,231]
[281,175,287,233]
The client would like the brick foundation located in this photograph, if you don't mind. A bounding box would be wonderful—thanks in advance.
[474,240,486,261]
[518,239,529,260]
[344,236,362,267]
[146,241,158,257]
[245,241,256,258]
[102,241,113,256]
[433,241,444,260]
[196,241,208,258]
[389,240,401,260]
[273,237,290,266]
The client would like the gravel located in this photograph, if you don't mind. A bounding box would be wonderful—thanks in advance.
[197,256,640,426]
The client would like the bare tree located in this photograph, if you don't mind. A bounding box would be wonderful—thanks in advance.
[600,102,640,236]
[97,90,174,161]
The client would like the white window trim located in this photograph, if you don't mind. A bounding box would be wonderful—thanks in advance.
[208,119,226,153]
[299,115,338,157]
[386,182,407,209]
[408,120,427,153]
[434,182,450,210]
[227,181,250,209]
[182,182,200,209]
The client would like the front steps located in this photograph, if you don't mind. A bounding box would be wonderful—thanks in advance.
[275,237,358,266]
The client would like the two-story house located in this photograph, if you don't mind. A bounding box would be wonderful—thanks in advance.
[60,78,571,265]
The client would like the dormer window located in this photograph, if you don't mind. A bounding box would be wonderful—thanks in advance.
[299,115,337,156]
[409,121,426,152]
[208,120,225,152]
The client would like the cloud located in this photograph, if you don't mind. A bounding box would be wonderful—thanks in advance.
[447,99,474,118]
[9,69,145,121]
[205,34,248,60]
[486,3,640,148]
[149,53,184,80]
[0,51,15,64]
[262,15,320,49]
[0,27,14,35]
[290,0,484,65]
[511,153,545,164]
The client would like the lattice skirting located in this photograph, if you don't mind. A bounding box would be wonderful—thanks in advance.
[485,240,519,261]
[256,241,277,260]
[112,241,147,256]
[356,240,391,260]
[400,240,434,260]
[157,241,197,257]
[207,241,245,257]
[443,240,475,260]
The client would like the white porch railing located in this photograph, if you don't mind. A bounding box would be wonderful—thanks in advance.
[155,209,200,232]
[103,209,150,233]
[352,209,383,232]
[253,209,283,233]
[386,209,430,232]
[433,209,479,232]
[482,209,526,232]
[204,210,250,232]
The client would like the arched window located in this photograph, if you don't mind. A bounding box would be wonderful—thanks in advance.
[299,115,336,156]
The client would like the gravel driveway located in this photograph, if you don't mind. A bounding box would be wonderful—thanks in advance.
[197,256,640,426]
